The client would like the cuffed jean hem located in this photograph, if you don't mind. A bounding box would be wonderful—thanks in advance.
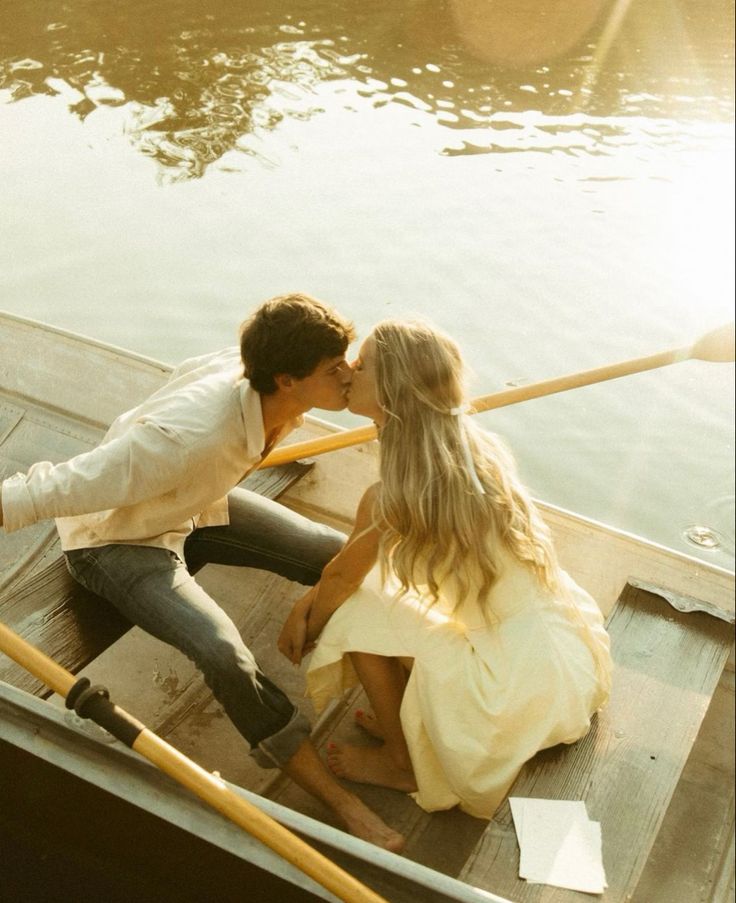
[251,708,312,768]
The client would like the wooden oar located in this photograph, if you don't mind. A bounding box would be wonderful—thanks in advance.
[261,321,735,468]
[0,621,388,903]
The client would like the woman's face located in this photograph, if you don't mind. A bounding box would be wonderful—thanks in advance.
[347,336,385,424]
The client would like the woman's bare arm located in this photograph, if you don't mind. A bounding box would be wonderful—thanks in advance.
[305,483,382,641]
[277,484,382,664]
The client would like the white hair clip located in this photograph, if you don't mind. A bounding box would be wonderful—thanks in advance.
[450,406,486,495]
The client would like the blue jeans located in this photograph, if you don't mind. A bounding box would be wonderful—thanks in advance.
[64,488,346,768]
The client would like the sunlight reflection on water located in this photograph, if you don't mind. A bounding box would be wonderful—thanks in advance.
[0,0,733,566]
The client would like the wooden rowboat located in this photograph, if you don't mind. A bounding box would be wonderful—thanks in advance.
[1,310,733,902]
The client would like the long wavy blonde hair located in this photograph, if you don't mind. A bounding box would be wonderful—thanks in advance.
[372,319,562,609]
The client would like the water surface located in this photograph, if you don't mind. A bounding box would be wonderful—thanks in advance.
[1,0,734,567]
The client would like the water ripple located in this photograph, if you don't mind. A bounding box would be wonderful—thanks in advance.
[0,0,732,178]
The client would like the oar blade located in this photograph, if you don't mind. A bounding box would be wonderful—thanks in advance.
[690,321,735,362]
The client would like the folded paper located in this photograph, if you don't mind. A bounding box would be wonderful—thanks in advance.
[509,797,607,894]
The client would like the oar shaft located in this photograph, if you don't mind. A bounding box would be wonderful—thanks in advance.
[472,345,691,413]
[260,344,693,468]
[0,622,75,697]
[264,424,378,468]
[0,621,388,903]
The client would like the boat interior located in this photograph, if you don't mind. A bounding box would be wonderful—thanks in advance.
[1,312,734,903]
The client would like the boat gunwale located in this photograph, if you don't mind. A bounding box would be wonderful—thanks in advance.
[0,678,513,903]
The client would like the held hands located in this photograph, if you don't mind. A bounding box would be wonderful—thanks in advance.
[278,592,316,666]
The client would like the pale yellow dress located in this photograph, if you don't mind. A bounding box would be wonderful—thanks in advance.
[306,548,612,819]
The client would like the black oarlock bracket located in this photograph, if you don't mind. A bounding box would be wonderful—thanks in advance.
[65,676,145,748]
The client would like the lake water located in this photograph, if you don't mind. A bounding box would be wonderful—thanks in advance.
[1,0,734,569]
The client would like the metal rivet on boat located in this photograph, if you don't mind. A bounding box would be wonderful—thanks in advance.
[683,525,723,550]
[64,710,117,742]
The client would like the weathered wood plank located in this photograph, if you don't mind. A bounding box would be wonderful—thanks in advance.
[630,671,735,903]
[458,584,734,902]
[0,559,131,696]
[241,460,314,498]
[0,462,314,698]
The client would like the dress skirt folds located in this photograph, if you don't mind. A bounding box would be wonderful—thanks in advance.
[306,554,611,819]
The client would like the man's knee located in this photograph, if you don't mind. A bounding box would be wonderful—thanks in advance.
[191,623,258,681]
[297,525,346,584]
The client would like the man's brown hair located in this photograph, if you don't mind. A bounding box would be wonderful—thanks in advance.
[240,293,356,394]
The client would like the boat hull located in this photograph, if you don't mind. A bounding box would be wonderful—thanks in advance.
[1,310,733,903]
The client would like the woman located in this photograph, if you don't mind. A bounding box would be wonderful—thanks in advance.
[278,320,611,819]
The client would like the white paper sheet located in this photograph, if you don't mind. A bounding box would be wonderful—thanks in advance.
[509,797,607,895]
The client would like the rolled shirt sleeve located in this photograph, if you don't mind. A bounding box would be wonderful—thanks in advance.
[1,419,190,534]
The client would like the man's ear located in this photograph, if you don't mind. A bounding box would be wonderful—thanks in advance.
[273,372,295,392]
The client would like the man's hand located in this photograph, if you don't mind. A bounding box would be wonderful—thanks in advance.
[278,592,315,666]
[278,609,310,666]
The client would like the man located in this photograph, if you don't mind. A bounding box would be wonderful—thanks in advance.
[0,293,404,851]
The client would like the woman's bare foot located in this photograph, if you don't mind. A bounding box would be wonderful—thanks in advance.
[333,791,406,853]
[327,742,418,793]
[354,708,384,740]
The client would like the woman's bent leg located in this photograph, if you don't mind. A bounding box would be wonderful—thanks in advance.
[351,653,412,769]
[327,653,417,793]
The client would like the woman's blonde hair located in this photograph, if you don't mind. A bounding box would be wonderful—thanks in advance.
[371,319,561,609]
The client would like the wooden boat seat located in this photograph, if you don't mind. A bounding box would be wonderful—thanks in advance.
[458,582,734,902]
[0,462,314,698]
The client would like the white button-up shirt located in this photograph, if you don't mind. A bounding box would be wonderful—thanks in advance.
[1,348,301,560]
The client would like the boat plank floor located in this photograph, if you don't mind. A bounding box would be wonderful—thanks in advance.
[192,567,490,872]
[631,669,735,903]
[0,556,132,696]
[266,687,490,873]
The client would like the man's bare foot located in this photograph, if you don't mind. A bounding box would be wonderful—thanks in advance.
[282,737,404,852]
[354,708,384,740]
[333,790,406,853]
[327,742,418,793]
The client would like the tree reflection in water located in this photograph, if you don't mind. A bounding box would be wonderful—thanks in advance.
[0,0,732,181]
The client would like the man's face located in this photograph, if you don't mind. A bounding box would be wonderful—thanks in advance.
[347,337,384,423]
[290,354,352,411]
